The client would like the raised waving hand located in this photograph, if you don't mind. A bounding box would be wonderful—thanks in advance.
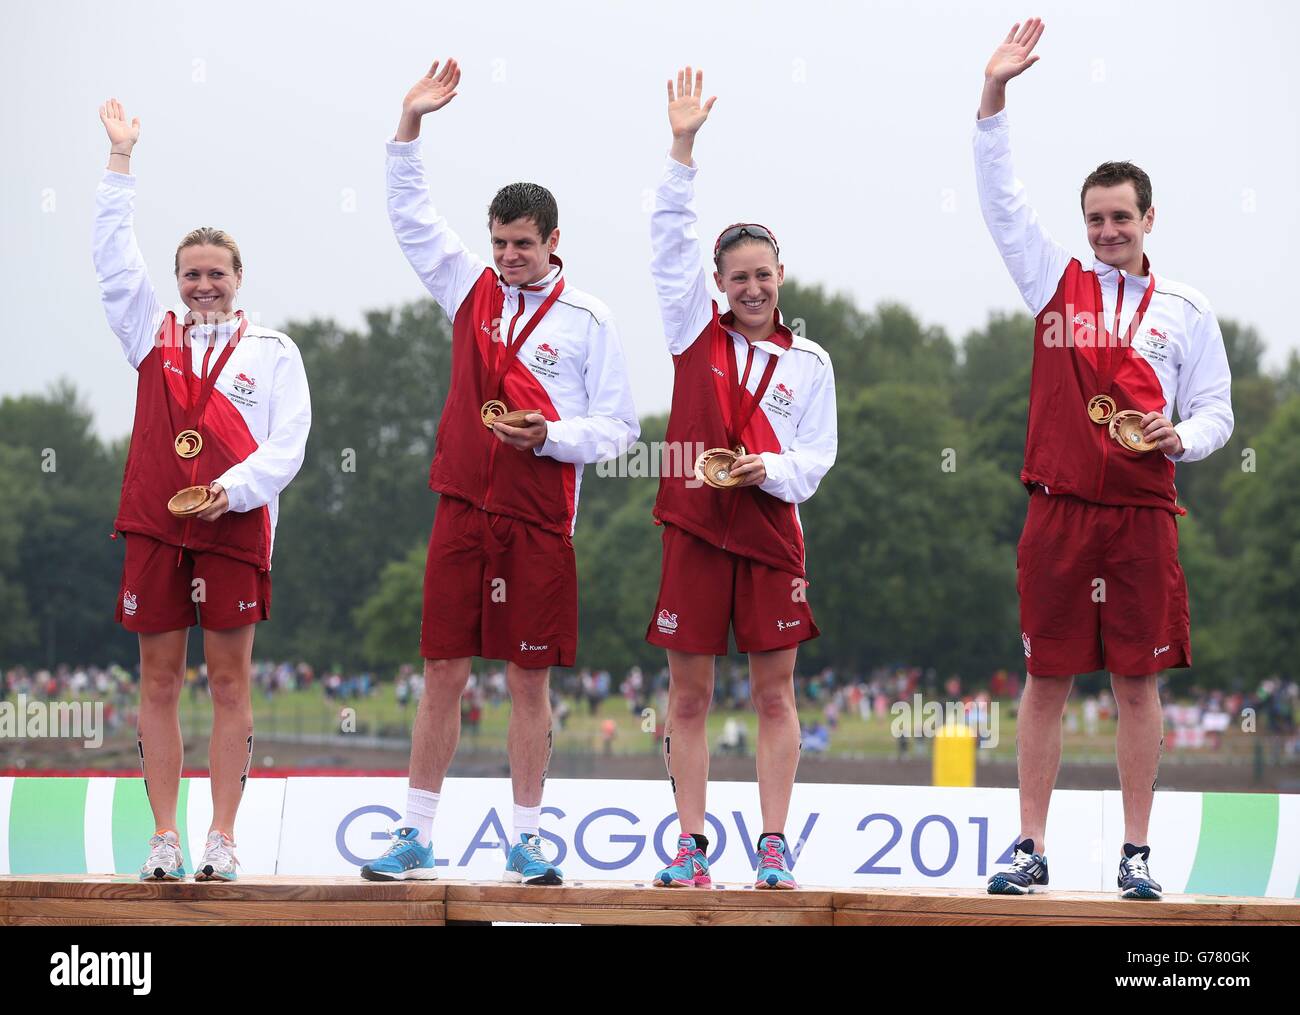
[396,58,462,141]
[667,66,717,165]
[99,98,140,172]
[979,18,1045,118]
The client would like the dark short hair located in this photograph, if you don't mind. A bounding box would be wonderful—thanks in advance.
[488,182,558,239]
[1080,162,1153,216]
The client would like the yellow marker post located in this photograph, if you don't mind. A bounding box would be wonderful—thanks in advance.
[933,719,977,787]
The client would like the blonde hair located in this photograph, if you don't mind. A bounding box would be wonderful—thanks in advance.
[174,227,243,275]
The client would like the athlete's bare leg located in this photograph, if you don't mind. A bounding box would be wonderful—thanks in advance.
[748,647,800,834]
[408,657,473,792]
[664,650,716,835]
[136,628,189,831]
[505,663,551,808]
[1014,672,1074,853]
[1111,671,1163,846]
[203,623,256,835]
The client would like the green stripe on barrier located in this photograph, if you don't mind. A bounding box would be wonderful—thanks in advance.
[1185,793,1278,897]
[177,778,191,869]
[112,778,154,875]
[8,779,88,874]
[111,777,195,873]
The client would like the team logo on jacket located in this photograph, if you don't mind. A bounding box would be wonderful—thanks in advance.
[764,382,795,419]
[123,591,138,617]
[162,358,184,377]
[657,610,679,635]
[1147,327,1168,344]
[530,341,561,379]
[228,371,259,408]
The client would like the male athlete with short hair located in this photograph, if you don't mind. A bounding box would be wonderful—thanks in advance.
[362,58,639,886]
[974,20,1233,899]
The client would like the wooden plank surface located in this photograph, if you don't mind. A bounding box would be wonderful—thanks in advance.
[2,876,1294,926]
[832,887,1300,924]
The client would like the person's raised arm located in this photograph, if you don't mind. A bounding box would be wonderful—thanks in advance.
[972,20,1071,318]
[93,98,162,369]
[386,59,487,318]
[652,67,717,356]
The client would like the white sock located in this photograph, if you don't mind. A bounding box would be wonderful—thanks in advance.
[404,788,439,846]
[513,804,542,843]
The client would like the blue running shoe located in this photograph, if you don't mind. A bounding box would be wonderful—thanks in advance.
[1118,843,1163,900]
[361,827,438,881]
[987,838,1049,895]
[654,834,712,887]
[504,834,563,886]
[754,834,798,889]
[138,829,185,882]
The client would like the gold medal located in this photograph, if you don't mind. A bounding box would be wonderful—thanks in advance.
[1109,410,1158,453]
[174,429,203,458]
[480,400,508,429]
[693,445,747,489]
[167,485,215,517]
[1086,394,1117,424]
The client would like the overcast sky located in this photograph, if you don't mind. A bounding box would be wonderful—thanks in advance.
[3,0,1296,439]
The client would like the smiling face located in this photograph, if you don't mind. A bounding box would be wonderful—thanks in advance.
[176,244,241,319]
[490,217,560,288]
[1083,182,1154,275]
[713,240,784,334]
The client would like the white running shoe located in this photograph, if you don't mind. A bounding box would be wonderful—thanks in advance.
[195,830,240,882]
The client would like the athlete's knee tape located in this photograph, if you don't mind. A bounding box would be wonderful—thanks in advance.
[1151,734,1165,792]
[239,733,253,793]
[663,733,676,795]
[137,735,149,800]
[540,726,554,790]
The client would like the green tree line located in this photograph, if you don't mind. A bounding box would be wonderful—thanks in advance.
[3,281,1297,685]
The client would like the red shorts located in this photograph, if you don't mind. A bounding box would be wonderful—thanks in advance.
[420,496,577,668]
[116,533,271,633]
[1017,489,1190,677]
[645,523,819,655]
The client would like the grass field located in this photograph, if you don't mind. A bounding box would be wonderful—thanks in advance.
[116,683,1282,765]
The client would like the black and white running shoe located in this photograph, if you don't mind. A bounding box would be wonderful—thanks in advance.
[987,838,1049,895]
[1118,843,1163,900]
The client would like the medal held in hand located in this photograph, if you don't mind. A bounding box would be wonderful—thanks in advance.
[1084,274,1158,453]
[167,485,216,518]
[481,403,543,430]
[1109,410,1159,453]
[699,334,779,491]
[694,444,747,489]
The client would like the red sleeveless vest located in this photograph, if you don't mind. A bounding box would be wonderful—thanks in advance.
[114,313,272,569]
[653,304,806,575]
[428,268,577,537]
[1024,260,1181,514]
